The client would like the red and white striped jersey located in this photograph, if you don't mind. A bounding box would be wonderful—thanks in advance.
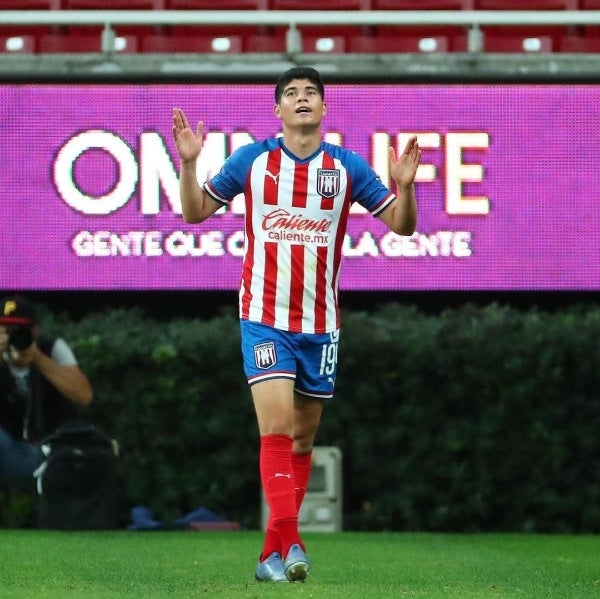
[204,137,394,334]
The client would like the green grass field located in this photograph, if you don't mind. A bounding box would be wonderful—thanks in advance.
[0,530,598,598]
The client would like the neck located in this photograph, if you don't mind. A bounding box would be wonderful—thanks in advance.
[282,128,322,160]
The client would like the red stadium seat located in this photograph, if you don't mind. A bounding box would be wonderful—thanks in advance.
[269,0,371,47]
[488,35,554,52]
[62,0,164,6]
[0,34,35,52]
[245,32,346,53]
[348,34,449,53]
[270,0,368,8]
[560,34,600,51]
[167,0,267,7]
[166,0,270,48]
[474,0,577,49]
[61,1,165,38]
[0,1,62,40]
[453,32,554,51]
[579,1,600,38]
[245,33,286,52]
[372,1,473,46]
[303,34,346,53]
[141,32,243,53]
[372,0,473,8]
[39,33,139,53]
[0,0,59,5]
[474,0,576,7]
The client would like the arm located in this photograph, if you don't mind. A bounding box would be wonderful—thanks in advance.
[172,107,222,224]
[30,348,93,407]
[377,136,421,236]
[13,340,93,407]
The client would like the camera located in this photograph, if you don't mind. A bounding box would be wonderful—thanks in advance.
[6,325,34,351]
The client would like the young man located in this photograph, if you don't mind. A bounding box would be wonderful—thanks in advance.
[0,295,93,486]
[172,67,420,582]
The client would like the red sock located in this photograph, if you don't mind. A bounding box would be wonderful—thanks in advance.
[263,451,312,559]
[259,435,304,560]
[261,526,280,562]
[292,451,312,512]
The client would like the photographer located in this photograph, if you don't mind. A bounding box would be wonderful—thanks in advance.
[0,295,93,487]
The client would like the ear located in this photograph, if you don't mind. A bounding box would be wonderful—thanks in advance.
[274,103,282,120]
[322,101,327,116]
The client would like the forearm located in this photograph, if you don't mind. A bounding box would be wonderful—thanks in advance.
[386,183,417,236]
[32,352,93,407]
[180,159,213,223]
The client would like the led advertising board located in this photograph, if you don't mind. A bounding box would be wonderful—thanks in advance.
[1,83,597,291]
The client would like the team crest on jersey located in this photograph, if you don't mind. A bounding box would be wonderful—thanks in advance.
[254,341,277,369]
[316,169,340,198]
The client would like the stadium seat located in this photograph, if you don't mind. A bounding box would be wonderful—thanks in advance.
[165,0,270,49]
[348,34,449,53]
[303,35,346,53]
[62,0,164,6]
[371,1,473,48]
[270,0,368,8]
[372,0,473,8]
[245,33,286,52]
[244,32,346,53]
[474,0,577,50]
[167,0,267,6]
[560,34,600,51]
[579,1,600,39]
[141,32,243,52]
[0,1,62,40]
[0,0,60,6]
[38,33,139,53]
[0,34,35,52]
[269,0,371,47]
[474,0,576,7]
[453,33,554,52]
[61,0,166,38]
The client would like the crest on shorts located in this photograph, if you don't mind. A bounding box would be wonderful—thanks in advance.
[254,341,277,370]
[316,169,340,198]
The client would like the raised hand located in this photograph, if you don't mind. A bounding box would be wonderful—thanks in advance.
[172,107,204,163]
[389,135,421,189]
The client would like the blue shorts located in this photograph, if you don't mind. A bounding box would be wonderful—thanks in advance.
[240,319,340,400]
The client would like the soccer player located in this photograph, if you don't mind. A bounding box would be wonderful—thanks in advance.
[172,67,420,583]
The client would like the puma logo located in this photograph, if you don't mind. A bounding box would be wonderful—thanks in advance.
[265,170,280,184]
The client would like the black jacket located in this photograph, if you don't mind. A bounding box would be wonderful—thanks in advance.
[0,335,80,443]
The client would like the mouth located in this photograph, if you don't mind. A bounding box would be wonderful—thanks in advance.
[295,107,311,114]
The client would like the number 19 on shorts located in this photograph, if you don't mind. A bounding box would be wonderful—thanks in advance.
[319,332,339,376]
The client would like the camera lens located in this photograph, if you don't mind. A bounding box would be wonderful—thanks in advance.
[7,326,33,351]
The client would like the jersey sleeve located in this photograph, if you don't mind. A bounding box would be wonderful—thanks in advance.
[346,151,395,217]
[203,142,261,204]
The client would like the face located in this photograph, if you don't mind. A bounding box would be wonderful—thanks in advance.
[274,79,326,128]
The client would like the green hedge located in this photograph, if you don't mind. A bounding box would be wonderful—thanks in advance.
[21,302,600,532]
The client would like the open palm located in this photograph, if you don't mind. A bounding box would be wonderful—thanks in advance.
[172,107,203,163]
[389,136,421,188]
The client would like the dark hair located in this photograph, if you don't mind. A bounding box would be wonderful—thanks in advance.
[275,67,324,103]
